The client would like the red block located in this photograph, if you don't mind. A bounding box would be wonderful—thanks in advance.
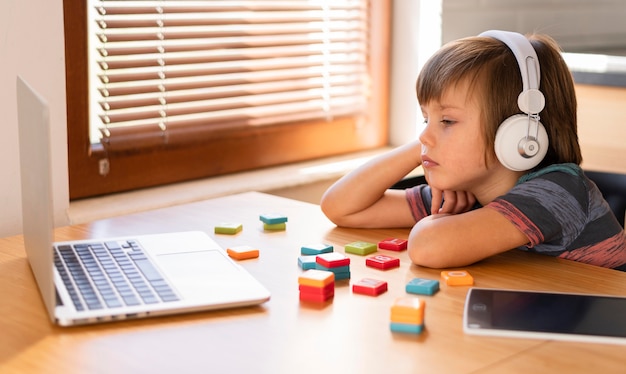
[352,278,388,296]
[316,252,350,268]
[366,255,400,270]
[378,238,408,251]
[300,289,335,302]
[298,283,335,295]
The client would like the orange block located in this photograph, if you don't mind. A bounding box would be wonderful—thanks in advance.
[390,297,426,325]
[226,245,259,260]
[390,313,424,325]
[298,269,335,288]
[441,270,474,286]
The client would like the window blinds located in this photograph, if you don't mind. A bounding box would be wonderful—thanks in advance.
[90,0,370,151]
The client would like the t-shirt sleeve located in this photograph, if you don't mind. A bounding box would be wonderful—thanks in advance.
[487,172,588,250]
[404,184,432,222]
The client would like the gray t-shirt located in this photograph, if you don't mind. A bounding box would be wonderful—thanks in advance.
[405,164,626,270]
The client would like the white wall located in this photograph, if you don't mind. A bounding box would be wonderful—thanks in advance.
[388,0,442,146]
[0,0,69,237]
[442,0,626,52]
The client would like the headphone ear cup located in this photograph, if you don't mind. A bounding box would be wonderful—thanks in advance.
[494,114,549,171]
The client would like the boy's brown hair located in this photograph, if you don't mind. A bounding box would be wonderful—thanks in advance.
[416,33,582,169]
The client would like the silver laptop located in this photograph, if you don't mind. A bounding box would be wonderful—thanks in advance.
[16,76,270,326]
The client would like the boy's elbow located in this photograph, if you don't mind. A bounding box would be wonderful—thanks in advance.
[320,206,340,226]
[320,196,346,226]
[320,201,361,228]
[407,219,451,268]
[408,242,449,269]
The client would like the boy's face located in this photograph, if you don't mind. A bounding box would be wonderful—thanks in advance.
[418,79,499,193]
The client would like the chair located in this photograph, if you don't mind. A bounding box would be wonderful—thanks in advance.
[390,175,428,190]
[391,171,626,228]
[585,171,626,228]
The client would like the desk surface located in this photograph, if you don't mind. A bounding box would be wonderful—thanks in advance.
[2,192,626,373]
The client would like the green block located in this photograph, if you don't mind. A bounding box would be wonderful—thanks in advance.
[263,222,286,231]
[214,223,243,235]
[344,241,377,256]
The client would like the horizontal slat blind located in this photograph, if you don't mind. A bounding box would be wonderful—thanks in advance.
[90,0,370,151]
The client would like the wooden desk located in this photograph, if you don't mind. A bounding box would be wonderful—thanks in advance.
[2,192,626,373]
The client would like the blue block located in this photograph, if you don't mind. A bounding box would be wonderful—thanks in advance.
[390,322,424,334]
[301,243,333,255]
[259,213,288,225]
[298,255,318,270]
[405,278,439,296]
[314,263,350,280]
[315,264,350,274]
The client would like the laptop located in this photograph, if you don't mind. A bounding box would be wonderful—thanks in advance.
[16,76,270,326]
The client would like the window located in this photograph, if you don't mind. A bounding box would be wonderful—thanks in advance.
[64,0,390,199]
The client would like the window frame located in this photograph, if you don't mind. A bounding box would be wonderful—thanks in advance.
[64,0,390,200]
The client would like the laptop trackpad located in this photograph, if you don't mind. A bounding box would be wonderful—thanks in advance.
[158,250,241,277]
[156,250,247,298]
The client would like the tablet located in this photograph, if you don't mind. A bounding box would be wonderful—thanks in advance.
[463,288,626,345]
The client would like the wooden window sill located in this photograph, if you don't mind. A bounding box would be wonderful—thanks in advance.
[68,148,395,225]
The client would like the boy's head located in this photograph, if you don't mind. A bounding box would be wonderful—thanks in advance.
[416,31,582,169]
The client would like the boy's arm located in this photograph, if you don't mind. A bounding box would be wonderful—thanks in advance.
[408,206,529,268]
[320,141,422,228]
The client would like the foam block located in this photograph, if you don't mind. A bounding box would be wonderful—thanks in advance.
[214,223,243,235]
[259,213,288,225]
[344,241,377,256]
[314,262,350,280]
[316,252,350,268]
[378,238,408,251]
[299,290,334,302]
[441,270,474,286]
[365,254,400,270]
[263,222,286,231]
[298,255,318,270]
[352,278,388,296]
[226,245,259,260]
[298,269,335,288]
[299,283,334,295]
[390,322,423,334]
[301,243,333,255]
[390,297,426,325]
[405,278,439,295]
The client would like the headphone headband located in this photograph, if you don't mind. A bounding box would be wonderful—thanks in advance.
[480,30,549,171]
[479,30,545,115]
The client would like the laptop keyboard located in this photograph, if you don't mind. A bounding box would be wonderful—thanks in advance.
[54,240,179,311]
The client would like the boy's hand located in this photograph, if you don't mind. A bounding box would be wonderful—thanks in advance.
[431,187,476,215]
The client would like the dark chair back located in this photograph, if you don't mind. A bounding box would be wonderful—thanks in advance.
[391,171,626,228]
[585,171,626,228]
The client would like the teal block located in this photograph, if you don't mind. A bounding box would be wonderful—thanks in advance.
[405,278,439,296]
[301,243,333,255]
[315,263,350,275]
[259,213,288,224]
[298,255,318,270]
[390,322,424,334]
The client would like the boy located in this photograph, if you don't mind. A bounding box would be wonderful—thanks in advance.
[321,31,626,271]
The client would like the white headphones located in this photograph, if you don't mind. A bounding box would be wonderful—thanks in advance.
[479,30,549,171]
